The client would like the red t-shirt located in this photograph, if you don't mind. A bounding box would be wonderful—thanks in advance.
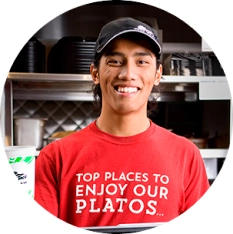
[35,121,210,227]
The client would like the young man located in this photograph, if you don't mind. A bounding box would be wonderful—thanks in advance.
[35,17,210,228]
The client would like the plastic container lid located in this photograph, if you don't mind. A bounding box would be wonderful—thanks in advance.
[5,146,36,158]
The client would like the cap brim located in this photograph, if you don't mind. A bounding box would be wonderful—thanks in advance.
[96,30,161,56]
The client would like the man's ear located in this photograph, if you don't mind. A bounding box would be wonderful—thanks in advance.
[90,63,99,84]
[154,64,162,86]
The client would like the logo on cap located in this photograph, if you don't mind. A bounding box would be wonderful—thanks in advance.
[134,25,155,40]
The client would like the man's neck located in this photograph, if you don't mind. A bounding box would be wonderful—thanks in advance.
[96,114,151,137]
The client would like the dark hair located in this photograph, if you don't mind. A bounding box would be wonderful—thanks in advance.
[91,35,163,116]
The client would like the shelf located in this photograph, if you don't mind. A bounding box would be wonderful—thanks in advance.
[7,72,92,82]
[7,73,231,101]
[162,75,228,83]
[200,149,228,159]
[7,72,227,83]
[162,43,202,54]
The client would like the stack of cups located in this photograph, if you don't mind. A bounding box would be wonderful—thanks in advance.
[5,146,37,198]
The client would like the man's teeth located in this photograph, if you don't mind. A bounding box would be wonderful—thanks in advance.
[117,87,138,93]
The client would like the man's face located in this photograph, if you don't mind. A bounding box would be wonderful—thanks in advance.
[92,37,162,116]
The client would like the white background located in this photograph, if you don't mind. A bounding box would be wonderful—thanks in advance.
[0,0,232,233]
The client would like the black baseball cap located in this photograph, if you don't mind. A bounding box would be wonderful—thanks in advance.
[94,17,162,60]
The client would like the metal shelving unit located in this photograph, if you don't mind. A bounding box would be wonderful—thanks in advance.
[4,72,231,162]
[7,73,231,101]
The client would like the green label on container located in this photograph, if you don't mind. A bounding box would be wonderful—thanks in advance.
[28,189,34,198]
[9,156,34,164]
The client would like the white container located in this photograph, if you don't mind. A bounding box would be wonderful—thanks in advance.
[5,146,36,198]
[13,118,47,150]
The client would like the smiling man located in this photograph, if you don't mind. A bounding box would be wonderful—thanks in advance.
[91,32,162,136]
[35,17,210,228]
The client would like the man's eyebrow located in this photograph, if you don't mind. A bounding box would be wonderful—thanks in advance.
[134,51,153,57]
[105,51,124,57]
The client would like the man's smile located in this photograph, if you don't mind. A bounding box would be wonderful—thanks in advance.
[114,86,140,94]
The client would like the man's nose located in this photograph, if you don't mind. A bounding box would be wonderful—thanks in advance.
[118,62,137,80]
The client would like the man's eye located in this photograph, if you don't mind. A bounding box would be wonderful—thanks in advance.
[107,60,121,65]
[138,60,148,65]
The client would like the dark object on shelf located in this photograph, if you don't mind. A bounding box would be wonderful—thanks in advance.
[188,137,207,148]
[170,53,225,76]
[208,53,225,76]
[47,36,96,74]
[170,53,208,76]
[10,37,46,73]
